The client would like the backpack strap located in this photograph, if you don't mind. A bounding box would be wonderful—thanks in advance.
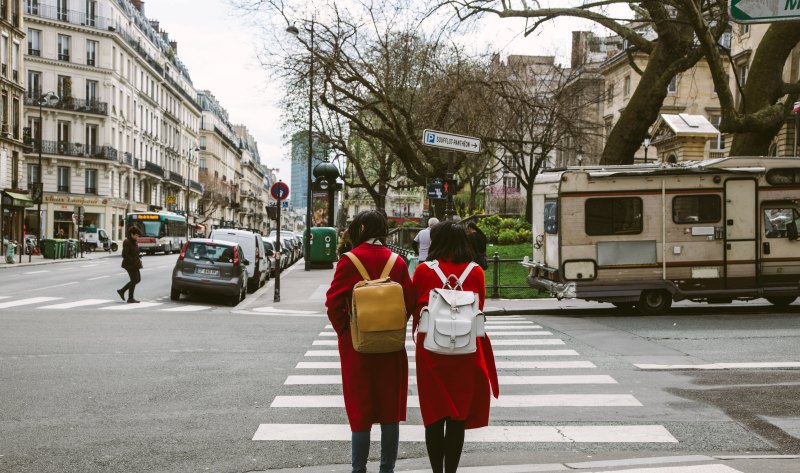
[343,252,371,281]
[344,251,399,281]
[379,253,399,279]
[457,262,478,285]
[425,260,449,286]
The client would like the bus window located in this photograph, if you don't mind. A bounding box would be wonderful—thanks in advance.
[763,207,797,238]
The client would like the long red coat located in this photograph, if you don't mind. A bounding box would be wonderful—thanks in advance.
[412,260,499,429]
[325,243,416,432]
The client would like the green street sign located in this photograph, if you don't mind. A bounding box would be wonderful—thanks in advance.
[730,0,800,23]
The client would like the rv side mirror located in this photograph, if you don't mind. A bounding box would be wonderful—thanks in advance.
[787,221,798,241]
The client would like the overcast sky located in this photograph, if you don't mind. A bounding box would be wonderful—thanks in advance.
[145,1,615,182]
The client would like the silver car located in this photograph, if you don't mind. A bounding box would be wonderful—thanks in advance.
[171,239,249,306]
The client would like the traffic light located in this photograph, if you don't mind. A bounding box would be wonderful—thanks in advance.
[31,182,43,204]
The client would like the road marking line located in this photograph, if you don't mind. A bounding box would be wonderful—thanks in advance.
[23,270,48,274]
[99,302,163,311]
[161,305,213,312]
[309,284,328,301]
[303,349,580,358]
[488,331,554,336]
[485,320,537,324]
[478,325,544,330]
[0,297,61,309]
[295,361,595,370]
[284,374,617,386]
[271,394,641,408]
[39,299,114,309]
[87,276,109,281]
[588,466,742,473]
[252,424,677,443]
[635,362,800,370]
[309,339,566,347]
[320,322,542,329]
[256,307,322,315]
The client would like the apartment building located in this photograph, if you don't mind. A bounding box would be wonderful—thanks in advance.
[234,124,267,233]
[0,1,29,247]
[22,0,202,240]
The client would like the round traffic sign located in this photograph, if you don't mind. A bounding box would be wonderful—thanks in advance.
[271,182,290,201]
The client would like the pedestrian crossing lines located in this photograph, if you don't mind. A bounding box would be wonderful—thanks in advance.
[0,295,213,312]
[253,315,679,444]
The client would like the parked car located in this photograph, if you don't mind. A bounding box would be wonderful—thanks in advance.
[209,228,267,292]
[265,236,291,271]
[262,240,278,277]
[171,239,249,306]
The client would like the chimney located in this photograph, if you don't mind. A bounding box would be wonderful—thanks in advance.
[169,41,178,55]
[150,20,160,33]
[572,31,586,69]
[131,0,144,14]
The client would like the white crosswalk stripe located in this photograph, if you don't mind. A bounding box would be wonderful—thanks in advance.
[0,297,61,308]
[99,302,163,310]
[38,299,114,309]
[254,316,677,450]
[253,424,677,443]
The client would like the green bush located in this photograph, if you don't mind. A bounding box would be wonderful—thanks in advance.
[498,229,519,244]
[402,220,420,228]
[517,228,532,243]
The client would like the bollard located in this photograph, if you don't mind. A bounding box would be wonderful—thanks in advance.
[491,252,500,299]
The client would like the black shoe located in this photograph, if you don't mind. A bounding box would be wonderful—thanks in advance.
[127,299,140,304]
[116,289,125,301]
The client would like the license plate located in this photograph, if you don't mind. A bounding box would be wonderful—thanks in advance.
[196,268,219,277]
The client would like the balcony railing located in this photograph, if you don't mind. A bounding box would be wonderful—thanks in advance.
[168,171,184,185]
[143,160,163,175]
[27,48,40,56]
[24,95,108,115]
[58,53,70,61]
[30,140,118,161]
[190,180,203,192]
[121,152,133,166]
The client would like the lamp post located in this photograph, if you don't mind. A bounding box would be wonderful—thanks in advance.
[577,145,585,167]
[502,168,508,214]
[185,147,199,239]
[643,132,651,163]
[34,92,59,243]
[287,19,314,271]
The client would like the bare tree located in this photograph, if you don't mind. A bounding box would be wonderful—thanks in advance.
[196,171,231,226]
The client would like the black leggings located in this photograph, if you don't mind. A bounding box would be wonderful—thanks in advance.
[425,417,465,473]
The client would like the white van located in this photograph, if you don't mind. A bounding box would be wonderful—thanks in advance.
[209,228,268,292]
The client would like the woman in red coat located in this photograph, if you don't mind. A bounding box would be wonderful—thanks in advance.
[412,221,499,473]
[325,210,416,473]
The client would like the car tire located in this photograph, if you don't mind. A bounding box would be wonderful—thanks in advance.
[766,296,796,307]
[111,243,118,252]
[636,290,672,316]
[170,287,181,301]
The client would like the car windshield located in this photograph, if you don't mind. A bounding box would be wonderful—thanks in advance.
[186,242,235,262]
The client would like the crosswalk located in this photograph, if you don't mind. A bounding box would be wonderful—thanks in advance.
[0,295,213,312]
[252,316,680,445]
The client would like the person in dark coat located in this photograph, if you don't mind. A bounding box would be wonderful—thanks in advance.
[117,226,142,303]
[325,210,416,473]
[412,221,499,473]
[465,222,488,270]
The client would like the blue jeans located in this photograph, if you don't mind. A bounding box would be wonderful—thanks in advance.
[352,422,400,473]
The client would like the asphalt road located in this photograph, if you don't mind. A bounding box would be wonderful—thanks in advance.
[1,255,799,472]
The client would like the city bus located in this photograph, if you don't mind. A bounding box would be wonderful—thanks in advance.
[125,211,188,255]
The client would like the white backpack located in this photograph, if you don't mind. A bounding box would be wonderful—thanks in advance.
[417,261,485,355]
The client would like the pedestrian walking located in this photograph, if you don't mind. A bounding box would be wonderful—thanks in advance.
[325,210,416,473]
[413,217,439,262]
[465,222,488,270]
[337,228,353,257]
[117,226,142,303]
[411,221,499,473]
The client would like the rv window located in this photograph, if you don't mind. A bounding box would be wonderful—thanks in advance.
[544,200,558,234]
[672,195,721,224]
[763,207,797,238]
[585,197,643,235]
[766,169,800,185]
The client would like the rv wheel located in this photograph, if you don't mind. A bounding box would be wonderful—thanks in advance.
[766,296,797,307]
[636,290,672,316]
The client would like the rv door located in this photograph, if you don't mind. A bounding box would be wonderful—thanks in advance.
[724,179,758,289]
[760,204,800,287]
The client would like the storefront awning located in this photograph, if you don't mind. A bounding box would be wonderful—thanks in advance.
[1,191,34,208]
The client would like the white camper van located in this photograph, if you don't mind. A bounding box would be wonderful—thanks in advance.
[524,157,800,314]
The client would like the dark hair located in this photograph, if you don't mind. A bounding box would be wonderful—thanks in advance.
[127,226,140,237]
[349,210,388,246]
[427,221,476,264]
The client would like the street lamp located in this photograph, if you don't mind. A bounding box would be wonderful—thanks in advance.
[185,147,200,239]
[34,92,59,242]
[502,168,508,214]
[643,132,651,163]
[577,145,585,167]
[287,19,315,271]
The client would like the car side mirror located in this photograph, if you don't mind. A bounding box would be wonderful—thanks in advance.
[242,259,250,266]
[266,249,274,257]
[787,221,798,241]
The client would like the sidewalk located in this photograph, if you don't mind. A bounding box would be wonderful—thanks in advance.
[0,247,117,269]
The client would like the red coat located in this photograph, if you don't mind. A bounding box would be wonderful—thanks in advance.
[325,243,416,432]
[412,260,499,429]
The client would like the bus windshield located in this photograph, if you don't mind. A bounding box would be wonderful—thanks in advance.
[129,220,162,237]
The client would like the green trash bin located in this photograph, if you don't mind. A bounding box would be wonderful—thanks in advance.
[67,239,78,258]
[54,239,65,259]
[309,227,338,265]
[42,239,57,259]
[407,252,419,276]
